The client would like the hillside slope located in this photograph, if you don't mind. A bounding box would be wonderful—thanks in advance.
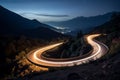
[46,12,119,34]
[0,5,64,39]
[22,14,120,80]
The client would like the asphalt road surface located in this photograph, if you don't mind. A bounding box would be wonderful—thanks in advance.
[26,34,108,67]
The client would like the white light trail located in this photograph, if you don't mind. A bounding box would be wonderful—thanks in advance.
[27,34,108,67]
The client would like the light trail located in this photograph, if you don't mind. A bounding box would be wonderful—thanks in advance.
[26,34,108,67]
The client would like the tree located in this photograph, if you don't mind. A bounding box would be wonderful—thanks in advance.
[76,30,83,39]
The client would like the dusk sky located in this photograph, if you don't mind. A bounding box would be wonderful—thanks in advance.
[0,0,120,22]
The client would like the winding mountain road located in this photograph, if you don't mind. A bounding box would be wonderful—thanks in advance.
[26,34,108,67]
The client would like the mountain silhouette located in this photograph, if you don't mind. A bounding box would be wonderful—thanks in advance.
[0,5,63,39]
[92,13,120,34]
[46,12,120,34]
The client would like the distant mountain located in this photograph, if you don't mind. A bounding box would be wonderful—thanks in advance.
[0,5,64,39]
[46,12,120,35]
[25,14,120,80]
[92,13,120,34]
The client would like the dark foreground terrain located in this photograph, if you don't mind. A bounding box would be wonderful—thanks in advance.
[20,13,120,80]
[0,5,120,80]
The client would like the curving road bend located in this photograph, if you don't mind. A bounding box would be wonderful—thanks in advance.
[26,34,109,67]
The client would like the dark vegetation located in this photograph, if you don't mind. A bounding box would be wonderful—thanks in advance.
[21,14,120,80]
[0,5,120,80]
[43,31,92,58]
[0,5,66,79]
[0,35,66,79]
[69,13,120,80]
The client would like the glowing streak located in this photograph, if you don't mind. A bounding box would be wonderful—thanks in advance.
[27,34,108,67]
[34,35,100,63]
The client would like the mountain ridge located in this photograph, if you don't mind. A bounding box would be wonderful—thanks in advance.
[0,5,64,39]
[46,12,120,35]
